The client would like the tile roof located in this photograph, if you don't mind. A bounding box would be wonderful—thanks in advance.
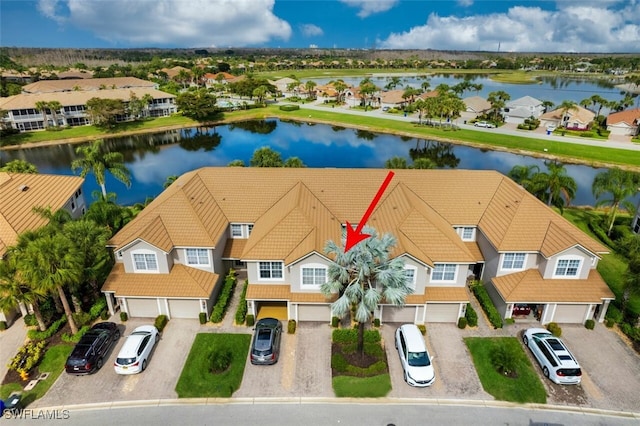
[406,286,470,304]
[507,96,542,108]
[222,238,248,259]
[102,263,218,298]
[246,284,337,303]
[463,96,491,113]
[491,269,614,303]
[0,172,83,257]
[21,77,154,94]
[109,168,607,267]
[539,105,595,124]
[606,108,640,126]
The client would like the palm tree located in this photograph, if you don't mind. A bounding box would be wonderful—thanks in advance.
[304,80,317,100]
[47,100,63,127]
[19,233,82,334]
[508,164,540,193]
[332,79,348,105]
[412,158,436,169]
[558,100,578,128]
[71,139,131,198]
[385,156,408,169]
[592,168,640,236]
[35,100,50,129]
[533,161,577,210]
[0,159,38,174]
[487,90,511,122]
[321,227,412,354]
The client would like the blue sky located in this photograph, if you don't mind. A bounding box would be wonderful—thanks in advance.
[1,0,639,52]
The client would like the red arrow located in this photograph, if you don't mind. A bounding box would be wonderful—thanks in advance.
[344,170,395,252]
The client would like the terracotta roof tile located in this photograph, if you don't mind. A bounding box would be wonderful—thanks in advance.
[245,284,337,303]
[406,286,470,304]
[222,238,247,259]
[606,108,640,126]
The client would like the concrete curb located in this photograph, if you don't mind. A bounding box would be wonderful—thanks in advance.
[36,397,640,419]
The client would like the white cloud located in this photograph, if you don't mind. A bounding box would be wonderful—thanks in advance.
[457,0,473,6]
[378,4,640,52]
[340,0,400,18]
[37,0,292,47]
[300,24,324,37]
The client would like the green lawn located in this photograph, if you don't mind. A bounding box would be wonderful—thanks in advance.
[175,333,251,398]
[0,344,73,407]
[464,337,546,404]
[332,374,392,398]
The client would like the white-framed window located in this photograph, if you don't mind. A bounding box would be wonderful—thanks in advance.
[186,248,209,266]
[231,224,242,238]
[501,253,526,270]
[403,266,417,289]
[432,264,456,282]
[301,265,327,288]
[132,251,158,272]
[461,227,475,241]
[554,257,581,277]
[259,261,283,279]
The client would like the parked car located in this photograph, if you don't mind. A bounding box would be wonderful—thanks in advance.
[114,325,159,375]
[394,324,435,387]
[250,317,282,365]
[512,304,532,316]
[65,322,120,375]
[522,328,582,384]
[474,121,495,128]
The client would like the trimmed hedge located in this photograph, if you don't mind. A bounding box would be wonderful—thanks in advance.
[27,316,67,341]
[288,319,297,334]
[61,325,91,343]
[155,314,169,332]
[199,312,207,324]
[332,328,381,344]
[120,311,128,322]
[211,273,237,323]
[279,104,300,111]
[246,314,255,327]
[234,280,249,325]
[584,319,595,330]
[546,322,562,337]
[465,303,478,327]
[457,317,467,329]
[331,316,340,328]
[471,283,503,329]
[23,314,38,327]
[417,324,426,335]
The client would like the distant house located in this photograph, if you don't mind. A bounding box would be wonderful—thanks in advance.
[21,77,156,94]
[379,90,409,110]
[503,96,545,124]
[315,83,338,103]
[462,96,491,121]
[203,72,235,88]
[606,108,640,136]
[271,77,300,98]
[539,105,595,130]
[0,172,86,325]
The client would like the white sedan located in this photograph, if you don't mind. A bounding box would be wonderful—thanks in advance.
[114,325,159,375]
[474,121,495,128]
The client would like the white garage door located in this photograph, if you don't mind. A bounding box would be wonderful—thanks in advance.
[126,298,159,318]
[425,303,460,323]
[168,299,200,319]
[381,305,416,324]
[553,304,589,323]
[297,304,331,322]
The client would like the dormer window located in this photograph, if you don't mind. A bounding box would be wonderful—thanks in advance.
[231,224,242,237]
[230,223,253,238]
[461,227,475,241]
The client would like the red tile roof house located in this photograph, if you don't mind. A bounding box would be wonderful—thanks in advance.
[539,105,595,131]
[606,108,640,136]
[101,168,613,326]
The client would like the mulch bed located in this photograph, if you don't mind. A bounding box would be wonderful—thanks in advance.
[330,341,389,378]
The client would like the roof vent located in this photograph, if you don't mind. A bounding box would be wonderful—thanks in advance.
[18,184,29,192]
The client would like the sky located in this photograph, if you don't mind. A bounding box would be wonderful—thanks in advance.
[1,0,639,53]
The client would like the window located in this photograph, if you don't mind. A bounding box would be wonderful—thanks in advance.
[133,253,158,272]
[231,224,242,238]
[432,264,456,282]
[186,248,209,265]
[502,253,526,270]
[554,258,581,277]
[461,227,474,241]
[403,267,416,289]
[634,217,640,234]
[259,262,283,279]
[301,267,326,287]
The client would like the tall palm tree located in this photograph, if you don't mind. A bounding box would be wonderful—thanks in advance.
[558,100,578,128]
[332,79,348,105]
[533,161,577,210]
[47,100,63,127]
[385,156,408,169]
[321,227,412,354]
[35,100,50,129]
[508,164,541,193]
[71,139,131,198]
[487,90,511,122]
[304,80,317,100]
[592,168,640,236]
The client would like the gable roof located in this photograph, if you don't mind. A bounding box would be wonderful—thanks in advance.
[606,108,640,126]
[540,105,595,124]
[0,172,84,257]
[21,77,155,94]
[109,168,607,266]
[463,96,491,113]
[507,96,542,108]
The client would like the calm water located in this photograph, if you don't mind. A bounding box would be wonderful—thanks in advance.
[1,119,629,207]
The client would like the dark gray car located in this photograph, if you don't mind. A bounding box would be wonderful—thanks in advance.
[250,318,282,365]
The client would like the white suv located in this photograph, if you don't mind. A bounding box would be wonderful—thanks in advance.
[394,324,435,387]
[522,328,582,384]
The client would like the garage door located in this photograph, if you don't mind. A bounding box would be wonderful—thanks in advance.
[257,302,288,321]
[126,298,159,318]
[425,303,460,323]
[381,305,416,323]
[297,304,331,322]
[553,304,588,323]
[168,299,200,319]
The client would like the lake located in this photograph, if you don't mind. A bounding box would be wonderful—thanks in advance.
[1,119,629,208]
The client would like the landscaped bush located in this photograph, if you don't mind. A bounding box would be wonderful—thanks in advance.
[234,280,249,325]
[588,216,615,248]
[465,304,478,327]
[210,347,233,373]
[332,328,382,344]
[279,104,300,111]
[199,312,207,325]
[584,319,595,330]
[491,343,519,376]
[9,340,46,380]
[471,283,503,329]
[27,316,66,341]
[373,318,380,328]
[606,303,623,324]
[457,317,467,329]
[331,352,349,373]
[417,324,426,335]
[210,273,236,323]
[605,318,615,328]
[288,319,297,334]
[23,314,38,327]
[546,322,562,337]
[246,314,255,327]
[100,311,110,321]
[61,325,90,343]
[331,316,340,328]
[72,311,93,327]
[0,321,7,331]
[89,297,108,319]
[620,323,640,345]
[120,311,128,322]
[155,314,168,332]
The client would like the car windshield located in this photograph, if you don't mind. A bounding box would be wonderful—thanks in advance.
[408,351,430,367]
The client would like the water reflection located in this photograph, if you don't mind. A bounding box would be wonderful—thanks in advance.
[1,120,635,207]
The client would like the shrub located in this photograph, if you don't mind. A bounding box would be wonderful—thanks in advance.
[546,322,562,337]
[605,318,615,328]
[417,324,426,335]
[234,280,249,325]
[331,316,340,328]
[471,283,503,329]
[100,311,110,321]
[491,344,519,376]
[279,104,300,111]
[89,297,108,319]
[27,316,66,341]
[23,314,38,327]
[120,311,128,322]
[8,340,46,379]
[61,325,90,343]
[155,314,169,332]
[72,311,93,327]
[332,328,381,344]
[246,314,255,327]
[457,317,467,329]
[373,318,381,328]
[331,352,349,373]
[210,347,233,373]
[605,304,623,324]
[620,323,640,344]
[288,319,297,334]
[0,321,7,331]
[465,304,478,327]
[584,319,595,330]
[199,312,207,325]
[211,273,236,323]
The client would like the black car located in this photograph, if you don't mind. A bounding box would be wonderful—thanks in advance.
[65,322,120,375]
[250,318,282,365]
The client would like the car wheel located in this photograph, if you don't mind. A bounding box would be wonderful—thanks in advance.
[142,360,147,371]
[97,358,103,370]
[523,335,528,346]
[543,367,549,378]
